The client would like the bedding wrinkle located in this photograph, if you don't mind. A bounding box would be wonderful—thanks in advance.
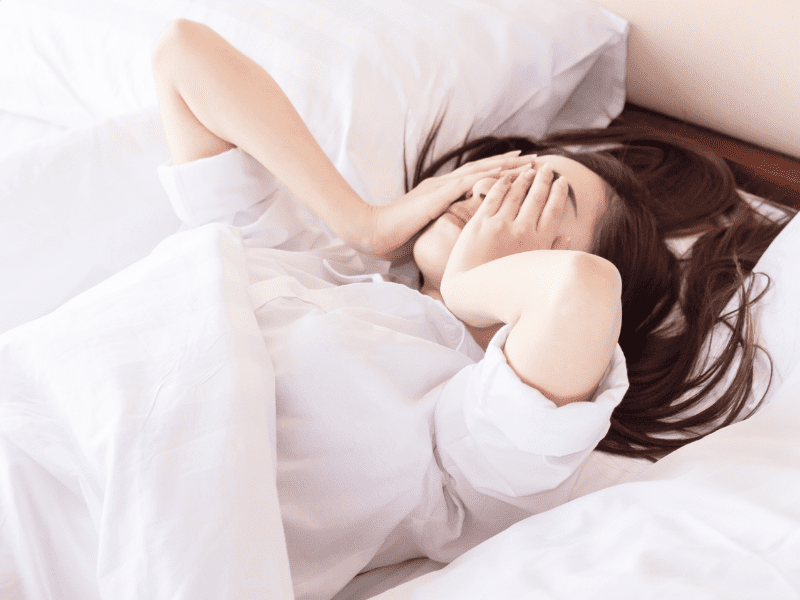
[0,222,294,599]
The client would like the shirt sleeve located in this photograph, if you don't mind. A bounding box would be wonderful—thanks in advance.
[434,324,629,500]
[157,148,281,229]
[156,148,372,267]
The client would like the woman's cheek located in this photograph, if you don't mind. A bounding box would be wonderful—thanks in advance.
[413,218,459,282]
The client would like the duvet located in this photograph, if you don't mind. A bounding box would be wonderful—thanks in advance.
[4,213,800,599]
[0,225,294,599]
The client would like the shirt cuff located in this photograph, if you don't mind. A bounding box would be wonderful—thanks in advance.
[157,148,280,228]
[434,324,629,497]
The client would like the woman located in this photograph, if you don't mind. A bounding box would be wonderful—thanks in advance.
[409,124,796,461]
[151,19,793,600]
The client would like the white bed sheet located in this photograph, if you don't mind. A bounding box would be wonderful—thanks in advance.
[0,109,180,334]
[0,111,67,161]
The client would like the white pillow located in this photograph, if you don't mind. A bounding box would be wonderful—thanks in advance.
[0,0,627,205]
[0,0,628,333]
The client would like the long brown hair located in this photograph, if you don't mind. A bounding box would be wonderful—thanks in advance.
[407,122,796,461]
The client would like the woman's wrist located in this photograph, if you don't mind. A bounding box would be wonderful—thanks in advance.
[339,202,411,260]
[334,196,375,255]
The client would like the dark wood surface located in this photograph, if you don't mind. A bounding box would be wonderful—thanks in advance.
[613,104,800,212]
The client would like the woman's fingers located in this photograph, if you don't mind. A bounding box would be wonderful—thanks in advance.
[516,164,554,227]
[422,168,500,219]
[449,168,502,197]
[496,168,536,220]
[445,152,535,178]
[474,174,513,218]
[536,175,569,233]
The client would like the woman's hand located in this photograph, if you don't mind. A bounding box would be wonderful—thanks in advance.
[356,152,536,261]
[443,163,570,280]
[438,164,622,405]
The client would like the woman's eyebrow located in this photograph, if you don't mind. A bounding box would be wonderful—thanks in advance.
[551,172,578,217]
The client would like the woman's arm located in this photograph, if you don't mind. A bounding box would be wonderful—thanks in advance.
[440,170,622,407]
[152,19,368,243]
[151,19,531,259]
[441,250,622,406]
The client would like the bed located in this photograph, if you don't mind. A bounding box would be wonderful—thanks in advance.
[1,1,799,598]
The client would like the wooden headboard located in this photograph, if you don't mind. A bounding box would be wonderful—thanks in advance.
[589,0,800,211]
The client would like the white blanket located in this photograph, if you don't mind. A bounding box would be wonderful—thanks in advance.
[3,216,799,599]
[0,225,294,599]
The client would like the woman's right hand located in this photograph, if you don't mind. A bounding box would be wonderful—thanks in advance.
[443,163,571,279]
[354,152,536,261]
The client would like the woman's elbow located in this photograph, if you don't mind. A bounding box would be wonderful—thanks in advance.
[151,18,202,76]
[569,252,622,310]
[566,252,623,369]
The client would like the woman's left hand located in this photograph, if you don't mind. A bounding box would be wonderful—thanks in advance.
[357,152,536,261]
[443,164,571,279]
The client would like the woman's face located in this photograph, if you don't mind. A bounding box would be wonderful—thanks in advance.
[412,155,609,291]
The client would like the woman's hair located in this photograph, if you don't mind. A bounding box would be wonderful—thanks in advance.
[407,121,796,461]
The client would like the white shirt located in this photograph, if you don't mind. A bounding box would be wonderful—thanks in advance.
[158,148,629,600]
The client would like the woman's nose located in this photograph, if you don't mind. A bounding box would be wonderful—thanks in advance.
[470,177,496,202]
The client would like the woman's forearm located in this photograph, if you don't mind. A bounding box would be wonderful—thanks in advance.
[152,19,370,247]
[441,251,622,405]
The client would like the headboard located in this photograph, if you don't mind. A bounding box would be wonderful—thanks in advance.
[588,0,800,160]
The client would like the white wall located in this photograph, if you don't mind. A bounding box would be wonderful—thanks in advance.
[589,0,800,158]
